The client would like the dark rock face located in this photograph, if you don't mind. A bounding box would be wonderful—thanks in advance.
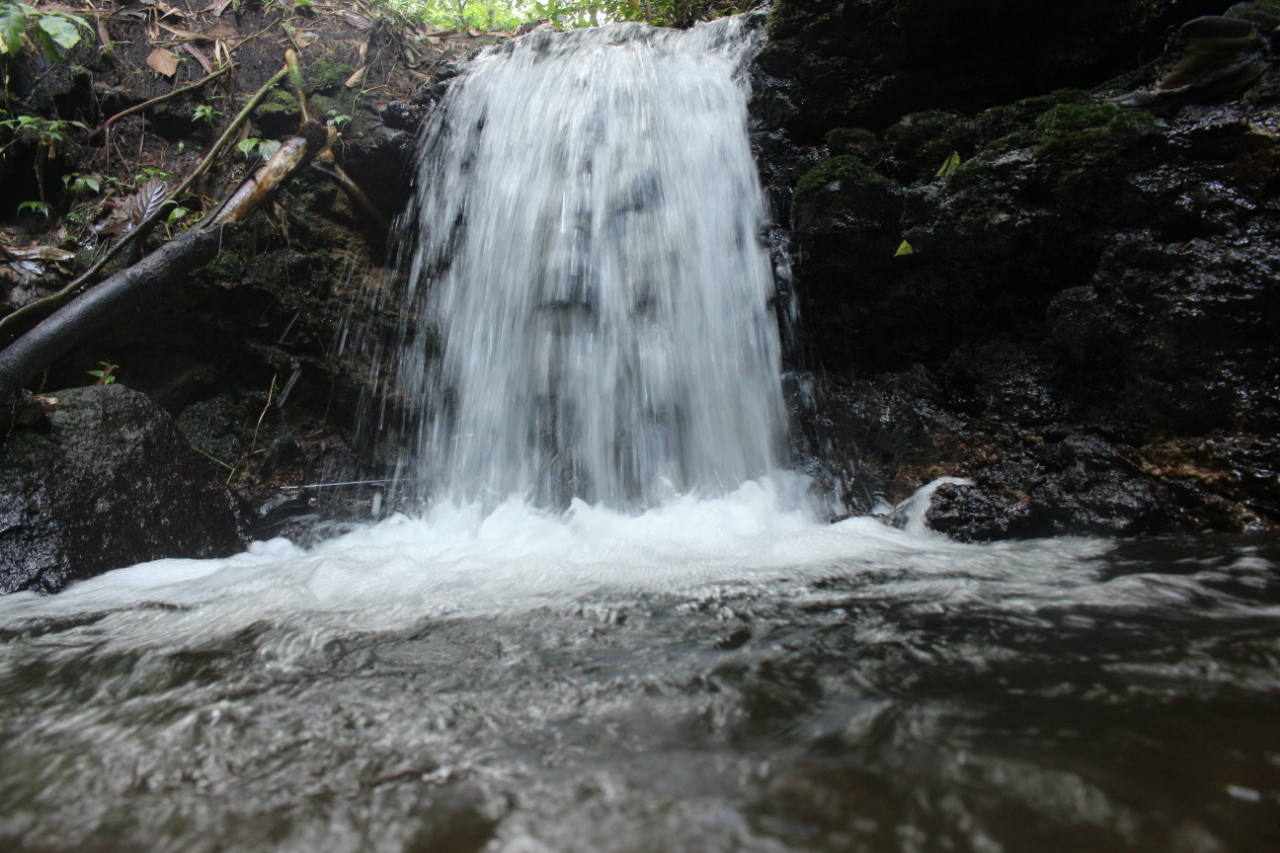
[756,1,1280,539]
[760,0,1226,137]
[0,386,246,594]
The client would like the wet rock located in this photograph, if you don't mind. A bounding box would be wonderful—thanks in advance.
[761,2,1280,539]
[0,386,246,594]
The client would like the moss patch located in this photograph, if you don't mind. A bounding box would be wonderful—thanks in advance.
[792,155,895,219]
[304,60,355,95]
[1032,103,1157,193]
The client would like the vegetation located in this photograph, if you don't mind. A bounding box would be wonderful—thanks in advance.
[376,0,758,31]
[0,1,90,59]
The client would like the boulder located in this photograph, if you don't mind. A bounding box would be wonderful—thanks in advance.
[0,385,246,594]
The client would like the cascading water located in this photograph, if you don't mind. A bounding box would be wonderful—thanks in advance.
[379,16,785,509]
[1,15,1278,853]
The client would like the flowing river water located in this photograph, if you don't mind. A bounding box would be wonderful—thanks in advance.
[2,15,1279,853]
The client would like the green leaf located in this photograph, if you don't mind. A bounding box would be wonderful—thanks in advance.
[37,14,81,50]
[31,25,57,60]
[17,200,50,216]
[937,150,961,178]
[0,2,25,56]
[257,139,282,161]
[236,138,261,158]
[894,240,914,257]
[167,205,190,224]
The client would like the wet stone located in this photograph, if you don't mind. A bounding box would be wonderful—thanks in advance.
[0,386,246,594]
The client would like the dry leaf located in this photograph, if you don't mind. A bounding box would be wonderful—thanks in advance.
[341,12,372,29]
[158,23,210,41]
[344,67,366,89]
[147,47,179,77]
[206,21,239,40]
[124,178,170,228]
[91,178,169,235]
[183,42,213,74]
[204,0,235,17]
[10,247,77,262]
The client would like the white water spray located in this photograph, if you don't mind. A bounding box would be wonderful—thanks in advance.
[382,16,785,509]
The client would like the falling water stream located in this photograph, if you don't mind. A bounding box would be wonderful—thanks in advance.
[1,15,1278,853]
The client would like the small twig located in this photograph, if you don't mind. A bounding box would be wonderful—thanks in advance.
[91,64,234,137]
[250,372,278,456]
[192,446,236,470]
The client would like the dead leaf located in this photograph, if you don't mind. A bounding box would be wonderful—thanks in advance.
[97,17,116,61]
[182,42,213,74]
[158,23,210,41]
[344,67,366,89]
[341,12,372,29]
[147,47,179,77]
[206,21,239,40]
[124,178,169,229]
[10,247,77,262]
[203,0,235,17]
[91,178,169,235]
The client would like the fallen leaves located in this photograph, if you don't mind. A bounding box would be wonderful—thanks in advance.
[146,46,179,77]
[90,178,170,236]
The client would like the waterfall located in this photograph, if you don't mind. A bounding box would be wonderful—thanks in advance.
[377,15,785,510]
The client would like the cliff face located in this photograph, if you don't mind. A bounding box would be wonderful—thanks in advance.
[755,0,1280,538]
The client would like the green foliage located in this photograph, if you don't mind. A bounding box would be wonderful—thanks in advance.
[134,166,171,184]
[17,199,50,216]
[936,151,961,178]
[373,1,755,31]
[237,137,282,162]
[0,112,87,151]
[194,104,215,125]
[86,361,118,385]
[62,172,100,196]
[0,2,91,59]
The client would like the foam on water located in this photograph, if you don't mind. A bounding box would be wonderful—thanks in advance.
[8,476,1274,664]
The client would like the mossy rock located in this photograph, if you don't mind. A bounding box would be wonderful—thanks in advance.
[1032,103,1157,193]
[884,111,978,184]
[971,89,1093,143]
[792,155,896,221]
[304,60,355,96]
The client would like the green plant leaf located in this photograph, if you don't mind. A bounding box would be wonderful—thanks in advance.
[0,2,26,56]
[894,240,914,257]
[236,137,261,158]
[257,139,282,161]
[937,150,961,178]
[17,200,51,217]
[36,14,81,50]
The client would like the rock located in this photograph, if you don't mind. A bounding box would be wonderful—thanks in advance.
[0,385,247,594]
[758,1,1280,539]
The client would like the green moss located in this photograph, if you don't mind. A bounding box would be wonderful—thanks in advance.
[304,60,354,95]
[973,89,1091,142]
[792,155,894,219]
[1032,103,1157,192]
[257,88,302,119]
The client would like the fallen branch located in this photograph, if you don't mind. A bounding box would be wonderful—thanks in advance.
[91,64,234,137]
[311,161,391,234]
[0,62,292,345]
[0,114,330,432]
